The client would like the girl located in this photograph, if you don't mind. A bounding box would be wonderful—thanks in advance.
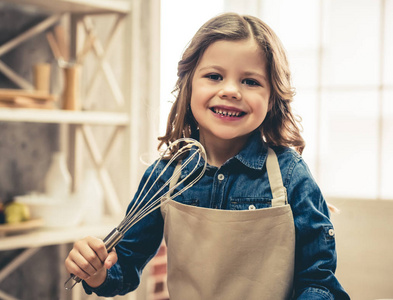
[65,13,350,299]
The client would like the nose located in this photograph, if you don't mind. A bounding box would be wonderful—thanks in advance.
[218,82,241,101]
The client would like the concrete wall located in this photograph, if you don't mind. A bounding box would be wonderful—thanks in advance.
[0,1,161,299]
[0,4,63,300]
[0,4,61,202]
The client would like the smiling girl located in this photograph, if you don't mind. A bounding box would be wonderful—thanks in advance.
[65,12,349,299]
[190,38,271,166]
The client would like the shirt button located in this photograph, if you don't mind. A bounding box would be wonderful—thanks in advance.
[328,229,335,236]
[248,205,256,210]
[217,174,225,181]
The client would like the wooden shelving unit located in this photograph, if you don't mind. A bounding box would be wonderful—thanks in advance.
[0,0,161,298]
[0,0,132,215]
[0,108,129,125]
[0,218,118,251]
[0,1,132,299]
[3,0,131,14]
[0,0,133,232]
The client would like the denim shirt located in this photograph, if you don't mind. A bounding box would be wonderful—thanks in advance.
[84,132,350,299]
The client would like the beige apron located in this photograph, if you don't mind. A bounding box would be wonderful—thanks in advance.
[161,148,295,300]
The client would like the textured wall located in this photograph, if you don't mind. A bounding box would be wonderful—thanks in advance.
[0,1,161,299]
[0,4,62,300]
[0,246,61,299]
[0,3,61,202]
[0,122,59,202]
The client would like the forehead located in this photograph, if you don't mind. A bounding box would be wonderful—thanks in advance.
[197,38,267,71]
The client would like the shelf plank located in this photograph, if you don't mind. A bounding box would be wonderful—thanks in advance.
[0,108,129,125]
[1,0,131,14]
[0,218,119,251]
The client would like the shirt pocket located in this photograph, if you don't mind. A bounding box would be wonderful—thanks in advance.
[177,199,199,206]
[229,197,271,210]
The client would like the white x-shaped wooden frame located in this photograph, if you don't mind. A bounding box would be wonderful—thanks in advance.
[80,14,126,109]
[0,248,39,300]
[0,15,63,89]
[81,124,124,216]
[68,14,128,216]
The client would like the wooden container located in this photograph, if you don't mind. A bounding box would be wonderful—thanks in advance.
[33,63,51,92]
[62,65,81,110]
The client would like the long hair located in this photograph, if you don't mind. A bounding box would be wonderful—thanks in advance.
[158,12,305,154]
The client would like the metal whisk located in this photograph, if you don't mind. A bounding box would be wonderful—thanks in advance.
[64,138,207,290]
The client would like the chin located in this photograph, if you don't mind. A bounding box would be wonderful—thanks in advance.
[211,131,250,142]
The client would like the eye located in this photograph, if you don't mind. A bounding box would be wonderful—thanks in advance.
[242,78,261,86]
[205,73,223,81]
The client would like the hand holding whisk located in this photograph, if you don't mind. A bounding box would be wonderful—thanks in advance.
[64,138,207,290]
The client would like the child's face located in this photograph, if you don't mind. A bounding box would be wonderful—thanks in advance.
[191,38,271,145]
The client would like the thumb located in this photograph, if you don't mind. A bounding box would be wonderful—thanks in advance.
[104,248,118,269]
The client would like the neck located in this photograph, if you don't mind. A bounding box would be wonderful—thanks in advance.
[199,135,250,167]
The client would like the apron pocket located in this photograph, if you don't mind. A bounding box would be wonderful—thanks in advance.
[178,199,199,206]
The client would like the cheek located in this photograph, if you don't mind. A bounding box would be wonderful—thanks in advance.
[267,95,274,112]
[190,94,197,112]
[190,99,202,124]
[190,85,207,111]
[251,98,270,125]
[259,91,271,115]
[189,94,201,124]
[190,82,199,107]
[253,97,270,114]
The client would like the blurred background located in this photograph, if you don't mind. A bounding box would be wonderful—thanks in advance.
[0,0,392,299]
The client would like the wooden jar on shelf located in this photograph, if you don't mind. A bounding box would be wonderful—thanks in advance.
[62,64,81,110]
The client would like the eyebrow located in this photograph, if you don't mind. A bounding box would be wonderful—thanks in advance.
[197,65,224,73]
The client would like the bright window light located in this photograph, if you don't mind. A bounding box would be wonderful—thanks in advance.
[160,0,224,134]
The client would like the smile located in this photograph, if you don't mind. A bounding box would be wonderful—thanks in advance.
[210,107,246,118]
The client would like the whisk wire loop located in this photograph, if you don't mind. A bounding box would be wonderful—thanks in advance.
[120,147,205,233]
[121,141,192,222]
[118,139,205,232]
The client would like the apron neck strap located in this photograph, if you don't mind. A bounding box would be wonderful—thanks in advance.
[168,161,182,195]
[266,148,287,206]
[168,148,287,207]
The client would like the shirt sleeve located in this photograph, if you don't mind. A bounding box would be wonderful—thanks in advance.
[83,162,165,297]
[286,158,350,299]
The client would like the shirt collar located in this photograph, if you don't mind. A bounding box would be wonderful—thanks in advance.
[181,131,268,176]
[233,131,268,170]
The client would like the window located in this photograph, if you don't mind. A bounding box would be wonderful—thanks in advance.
[160,0,224,133]
[258,0,393,199]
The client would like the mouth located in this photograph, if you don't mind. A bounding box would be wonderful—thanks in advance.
[210,106,246,118]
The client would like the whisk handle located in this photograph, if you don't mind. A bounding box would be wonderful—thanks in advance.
[64,228,124,290]
[102,227,124,251]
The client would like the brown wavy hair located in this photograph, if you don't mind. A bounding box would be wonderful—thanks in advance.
[158,12,305,154]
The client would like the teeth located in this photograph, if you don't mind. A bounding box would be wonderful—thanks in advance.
[213,108,241,117]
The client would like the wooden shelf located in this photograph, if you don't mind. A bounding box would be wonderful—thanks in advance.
[1,0,131,14]
[0,217,119,251]
[0,108,129,125]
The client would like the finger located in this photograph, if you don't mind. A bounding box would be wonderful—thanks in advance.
[65,253,92,280]
[77,244,105,273]
[86,237,108,264]
[66,237,108,279]
[104,248,118,269]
